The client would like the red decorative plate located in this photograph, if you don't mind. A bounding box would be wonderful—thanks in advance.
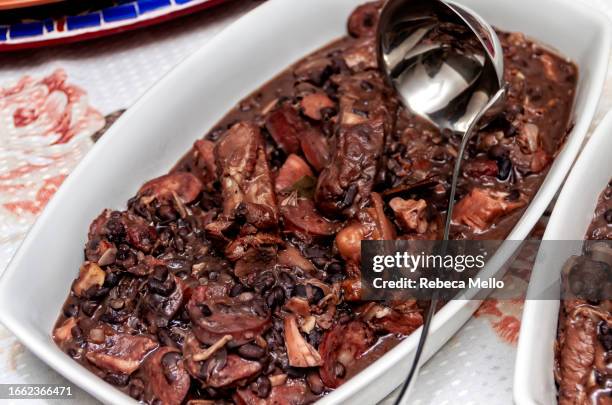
[0,0,63,11]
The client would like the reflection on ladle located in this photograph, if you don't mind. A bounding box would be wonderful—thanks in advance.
[377,0,506,403]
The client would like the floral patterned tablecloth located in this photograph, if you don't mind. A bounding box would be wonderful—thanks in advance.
[0,1,610,404]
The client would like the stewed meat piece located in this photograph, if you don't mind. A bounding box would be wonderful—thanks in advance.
[319,320,375,388]
[275,154,313,193]
[452,188,527,232]
[557,303,600,405]
[265,105,305,154]
[140,347,190,405]
[281,194,339,237]
[315,72,396,217]
[347,1,383,38]
[215,122,278,229]
[186,284,271,347]
[139,172,203,205]
[85,332,158,375]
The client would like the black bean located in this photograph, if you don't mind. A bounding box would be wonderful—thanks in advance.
[128,379,144,400]
[338,314,351,325]
[286,366,305,378]
[505,189,521,202]
[293,284,308,298]
[527,85,543,101]
[173,237,185,252]
[86,239,100,252]
[334,362,346,378]
[266,286,285,309]
[177,226,190,238]
[104,272,120,288]
[208,271,219,281]
[488,145,508,161]
[104,373,129,386]
[594,369,606,386]
[254,272,275,293]
[505,124,518,137]
[96,287,111,298]
[307,329,322,347]
[238,343,265,359]
[604,209,612,224]
[148,277,175,296]
[198,304,212,317]
[507,103,524,117]
[152,265,169,281]
[310,286,325,303]
[157,328,178,348]
[254,376,271,398]
[161,351,182,383]
[326,262,343,274]
[497,158,512,181]
[340,184,358,208]
[599,322,612,351]
[253,301,268,318]
[166,259,191,273]
[307,371,325,395]
[88,286,110,300]
[106,218,125,238]
[278,271,294,286]
[311,257,328,268]
[320,107,337,121]
[360,80,374,91]
[205,387,219,398]
[81,301,98,317]
[63,304,79,318]
[263,359,276,375]
[157,205,178,222]
[278,273,295,297]
[71,325,83,340]
[100,310,122,324]
[586,298,602,306]
[115,246,131,262]
[148,278,168,295]
[209,349,228,374]
[229,283,244,297]
[305,247,327,259]
[431,150,448,163]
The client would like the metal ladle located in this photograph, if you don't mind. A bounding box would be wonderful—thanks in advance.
[376,0,506,403]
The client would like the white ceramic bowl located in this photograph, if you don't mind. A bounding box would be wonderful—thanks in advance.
[514,111,612,405]
[0,0,609,404]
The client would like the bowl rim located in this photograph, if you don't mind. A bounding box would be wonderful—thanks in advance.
[513,110,612,405]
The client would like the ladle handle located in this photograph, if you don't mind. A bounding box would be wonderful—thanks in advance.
[392,87,506,405]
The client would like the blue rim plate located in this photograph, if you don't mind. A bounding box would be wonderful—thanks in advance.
[0,0,231,51]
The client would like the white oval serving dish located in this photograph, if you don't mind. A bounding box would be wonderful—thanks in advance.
[0,0,609,404]
[514,111,612,405]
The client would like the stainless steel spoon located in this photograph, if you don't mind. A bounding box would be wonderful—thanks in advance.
[376,0,506,402]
